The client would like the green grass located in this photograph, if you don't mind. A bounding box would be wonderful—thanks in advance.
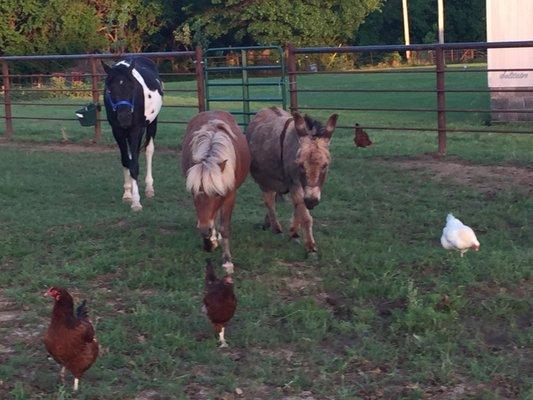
[0,68,532,399]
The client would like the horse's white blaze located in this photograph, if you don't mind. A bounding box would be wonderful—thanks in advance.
[115,60,131,68]
[131,68,162,124]
[145,138,155,197]
[131,179,142,211]
[186,123,236,197]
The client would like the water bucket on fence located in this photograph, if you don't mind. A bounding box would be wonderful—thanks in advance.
[75,102,100,127]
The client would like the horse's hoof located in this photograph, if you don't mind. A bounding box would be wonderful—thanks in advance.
[222,262,235,275]
[270,222,283,234]
[145,188,155,198]
[122,195,133,204]
[290,236,301,245]
[262,215,271,230]
[131,204,143,212]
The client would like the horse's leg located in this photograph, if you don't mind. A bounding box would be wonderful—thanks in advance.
[262,191,283,234]
[219,191,236,274]
[289,209,301,241]
[126,126,144,212]
[145,120,156,198]
[112,128,132,203]
[290,187,316,252]
[122,168,133,203]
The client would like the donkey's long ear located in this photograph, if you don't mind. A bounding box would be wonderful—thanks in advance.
[101,61,112,75]
[293,112,307,137]
[324,113,339,139]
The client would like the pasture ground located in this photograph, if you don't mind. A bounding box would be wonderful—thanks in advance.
[0,71,532,399]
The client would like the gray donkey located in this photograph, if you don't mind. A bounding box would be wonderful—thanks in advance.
[246,107,338,253]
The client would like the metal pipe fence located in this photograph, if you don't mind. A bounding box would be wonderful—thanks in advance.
[287,40,533,155]
[1,41,533,154]
[0,49,200,142]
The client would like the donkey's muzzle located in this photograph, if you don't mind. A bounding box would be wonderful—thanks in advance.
[304,197,319,210]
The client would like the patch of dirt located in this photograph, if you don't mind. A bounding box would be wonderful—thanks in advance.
[281,391,316,400]
[135,389,167,400]
[378,153,533,195]
[0,290,44,365]
[0,139,179,155]
[255,348,295,363]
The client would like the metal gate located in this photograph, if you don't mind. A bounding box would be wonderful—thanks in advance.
[203,46,287,128]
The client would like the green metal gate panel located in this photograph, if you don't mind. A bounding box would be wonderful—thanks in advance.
[203,46,287,128]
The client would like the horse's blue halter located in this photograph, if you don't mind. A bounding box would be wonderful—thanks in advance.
[105,90,135,112]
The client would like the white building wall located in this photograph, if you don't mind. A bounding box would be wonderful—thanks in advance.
[487,0,533,88]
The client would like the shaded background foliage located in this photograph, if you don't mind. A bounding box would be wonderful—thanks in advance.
[0,0,486,56]
[357,0,486,46]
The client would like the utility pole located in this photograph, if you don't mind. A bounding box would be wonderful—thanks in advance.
[438,0,445,43]
[402,0,411,62]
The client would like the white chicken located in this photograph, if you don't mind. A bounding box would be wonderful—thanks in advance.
[441,214,480,257]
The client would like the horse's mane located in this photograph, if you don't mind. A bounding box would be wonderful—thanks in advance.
[303,115,326,137]
[186,120,236,197]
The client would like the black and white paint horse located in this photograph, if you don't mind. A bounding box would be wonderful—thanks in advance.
[102,57,163,212]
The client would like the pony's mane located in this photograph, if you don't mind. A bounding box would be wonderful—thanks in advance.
[186,120,236,197]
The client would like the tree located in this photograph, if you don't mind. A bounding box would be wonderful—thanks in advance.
[183,0,384,47]
[0,0,105,55]
[357,0,485,46]
[86,0,165,52]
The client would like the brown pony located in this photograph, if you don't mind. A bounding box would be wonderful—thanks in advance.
[246,107,338,253]
[181,111,250,273]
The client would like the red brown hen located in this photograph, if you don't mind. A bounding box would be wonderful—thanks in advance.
[43,287,99,391]
[203,260,236,348]
[354,123,372,147]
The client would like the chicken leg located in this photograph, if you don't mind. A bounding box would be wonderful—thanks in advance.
[219,327,228,348]
[60,367,66,384]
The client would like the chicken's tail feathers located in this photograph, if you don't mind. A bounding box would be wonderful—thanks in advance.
[76,300,89,320]
[446,213,456,222]
[205,259,217,283]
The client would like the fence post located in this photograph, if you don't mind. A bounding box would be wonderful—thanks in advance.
[1,61,13,139]
[436,46,446,155]
[90,57,102,143]
[241,49,250,127]
[287,43,298,112]
[195,46,206,112]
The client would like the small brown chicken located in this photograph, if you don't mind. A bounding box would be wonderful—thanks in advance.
[203,260,236,348]
[354,123,372,147]
[43,287,99,391]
